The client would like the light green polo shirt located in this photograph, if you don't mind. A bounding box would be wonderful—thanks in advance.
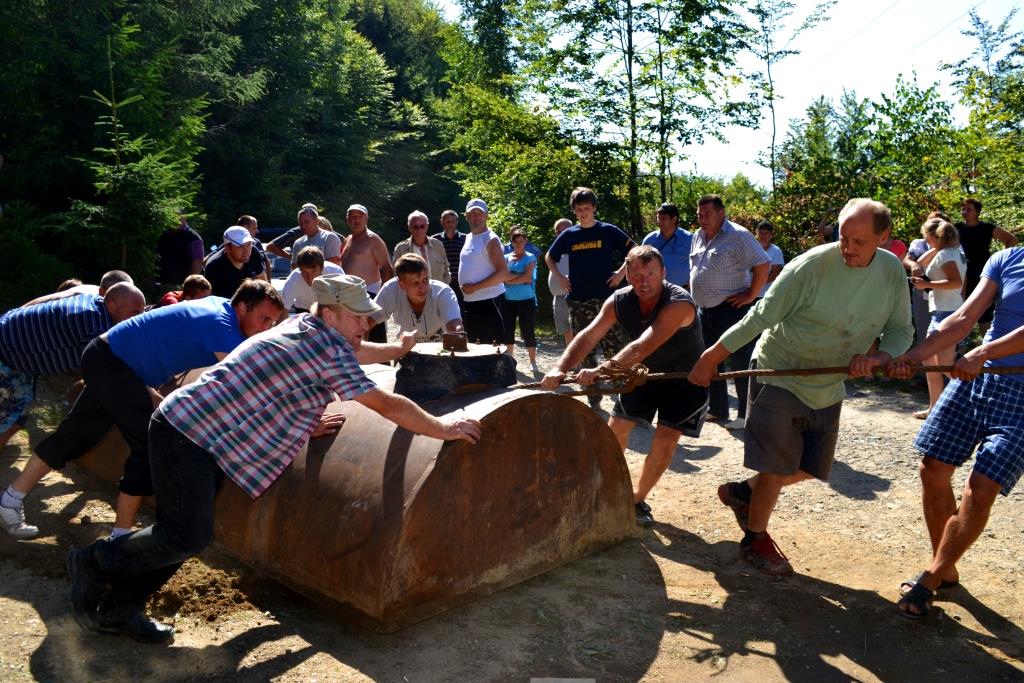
[720,243,913,409]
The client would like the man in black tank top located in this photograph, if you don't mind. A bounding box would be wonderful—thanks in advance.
[541,246,708,527]
[956,198,1017,327]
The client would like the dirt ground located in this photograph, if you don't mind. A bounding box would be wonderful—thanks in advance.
[0,337,1022,682]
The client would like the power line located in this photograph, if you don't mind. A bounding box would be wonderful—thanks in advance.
[905,0,991,54]
[825,0,909,55]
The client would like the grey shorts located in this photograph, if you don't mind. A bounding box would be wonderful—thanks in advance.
[552,295,570,335]
[744,380,842,480]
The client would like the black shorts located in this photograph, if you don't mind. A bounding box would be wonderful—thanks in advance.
[463,294,506,345]
[612,378,708,437]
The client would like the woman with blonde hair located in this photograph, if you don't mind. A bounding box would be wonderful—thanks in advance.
[909,218,967,419]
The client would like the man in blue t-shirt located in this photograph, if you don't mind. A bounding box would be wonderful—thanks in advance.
[889,246,1024,620]
[641,202,692,288]
[0,281,285,540]
[545,187,635,395]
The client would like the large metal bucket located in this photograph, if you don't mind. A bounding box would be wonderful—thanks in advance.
[76,350,634,632]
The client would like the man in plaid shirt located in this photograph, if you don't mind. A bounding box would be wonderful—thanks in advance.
[66,274,482,644]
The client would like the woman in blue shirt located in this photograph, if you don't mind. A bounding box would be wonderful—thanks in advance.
[504,227,539,373]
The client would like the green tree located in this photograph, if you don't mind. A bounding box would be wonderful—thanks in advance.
[747,0,835,193]
[942,9,1024,229]
[521,0,758,233]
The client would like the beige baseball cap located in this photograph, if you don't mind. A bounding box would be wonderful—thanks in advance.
[312,274,381,315]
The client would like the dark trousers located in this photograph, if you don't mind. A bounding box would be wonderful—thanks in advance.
[463,294,506,344]
[699,301,757,420]
[35,337,156,495]
[503,298,537,347]
[567,298,629,369]
[90,413,223,615]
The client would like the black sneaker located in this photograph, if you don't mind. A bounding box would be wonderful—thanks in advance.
[97,610,175,644]
[67,546,106,632]
[635,501,655,528]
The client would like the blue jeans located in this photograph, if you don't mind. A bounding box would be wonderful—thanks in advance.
[699,301,757,420]
[89,412,223,615]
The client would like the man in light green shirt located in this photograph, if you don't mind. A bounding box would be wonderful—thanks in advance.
[688,198,914,577]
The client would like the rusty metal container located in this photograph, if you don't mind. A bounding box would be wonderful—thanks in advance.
[75,344,635,633]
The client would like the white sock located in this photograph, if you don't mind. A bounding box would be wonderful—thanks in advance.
[1,486,25,509]
[108,527,133,540]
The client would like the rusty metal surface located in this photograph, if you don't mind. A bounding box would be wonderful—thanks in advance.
[75,362,635,633]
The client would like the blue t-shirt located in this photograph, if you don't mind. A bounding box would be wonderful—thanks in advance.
[106,296,245,387]
[981,247,1024,383]
[547,221,633,301]
[504,252,537,301]
[642,228,693,288]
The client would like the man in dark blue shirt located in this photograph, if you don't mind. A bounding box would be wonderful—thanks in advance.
[545,187,634,400]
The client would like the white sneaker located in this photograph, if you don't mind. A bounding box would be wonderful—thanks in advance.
[0,503,39,539]
[724,418,746,430]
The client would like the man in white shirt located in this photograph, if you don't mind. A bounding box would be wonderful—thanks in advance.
[370,254,464,342]
[281,247,344,312]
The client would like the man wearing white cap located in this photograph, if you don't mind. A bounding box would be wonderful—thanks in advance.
[341,203,393,342]
[459,198,511,344]
[67,274,482,644]
[203,226,267,298]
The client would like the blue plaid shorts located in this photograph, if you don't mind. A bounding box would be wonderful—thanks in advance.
[914,373,1024,495]
[0,359,35,433]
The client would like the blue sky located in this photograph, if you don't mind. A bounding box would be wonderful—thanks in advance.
[437,0,1022,188]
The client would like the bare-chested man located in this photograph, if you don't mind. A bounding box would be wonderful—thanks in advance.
[341,203,393,343]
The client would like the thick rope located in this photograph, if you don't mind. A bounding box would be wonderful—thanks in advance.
[513,361,1024,397]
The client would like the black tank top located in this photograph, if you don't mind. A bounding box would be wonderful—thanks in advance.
[613,282,704,373]
[956,221,996,280]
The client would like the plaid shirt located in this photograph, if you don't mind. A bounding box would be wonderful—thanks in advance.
[160,313,376,498]
[689,219,770,308]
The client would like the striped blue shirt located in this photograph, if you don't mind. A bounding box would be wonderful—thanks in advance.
[159,313,376,498]
[0,295,112,374]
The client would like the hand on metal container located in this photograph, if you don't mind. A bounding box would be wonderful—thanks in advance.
[312,412,347,437]
[444,417,482,443]
[398,331,417,355]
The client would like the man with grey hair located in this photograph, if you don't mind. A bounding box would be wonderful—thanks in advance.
[393,210,451,284]
[66,274,481,643]
[688,198,913,577]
